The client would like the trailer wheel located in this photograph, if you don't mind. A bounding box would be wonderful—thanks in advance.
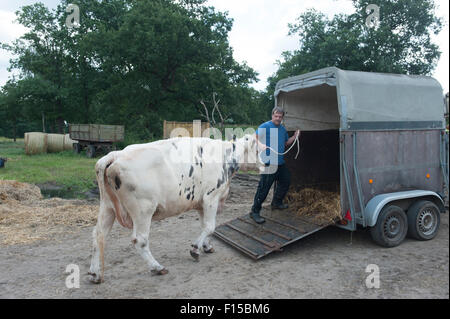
[370,205,408,248]
[86,145,96,158]
[73,143,82,154]
[407,200,440,241]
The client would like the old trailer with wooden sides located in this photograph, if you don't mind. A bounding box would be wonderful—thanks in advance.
[69,124,124,158]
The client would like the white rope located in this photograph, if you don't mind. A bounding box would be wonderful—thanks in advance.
[258,133,300,164]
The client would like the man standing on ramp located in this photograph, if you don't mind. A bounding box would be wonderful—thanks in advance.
[250,107,300,224]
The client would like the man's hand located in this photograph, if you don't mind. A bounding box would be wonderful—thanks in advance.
[258,143,268,151]
[256,135,268,151]
[286,130,301,147]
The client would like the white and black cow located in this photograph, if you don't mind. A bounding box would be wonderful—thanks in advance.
[88,134,258,283]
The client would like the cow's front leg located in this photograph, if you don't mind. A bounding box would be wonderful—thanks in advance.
[191,199,219,261]
[202,197,225,254]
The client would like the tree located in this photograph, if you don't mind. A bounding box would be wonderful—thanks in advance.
[1,0,259,141]
[0,81,22,141]
[264,0,444,109]
[92,0,258,138]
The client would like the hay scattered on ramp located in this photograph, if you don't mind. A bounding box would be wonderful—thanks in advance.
[0,180,98,246]
[286,188,342,226]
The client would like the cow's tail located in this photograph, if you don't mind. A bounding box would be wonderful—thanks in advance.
[96,155,133,230]
[95,154,133,280]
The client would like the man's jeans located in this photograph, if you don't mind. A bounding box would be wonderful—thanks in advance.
[251,164,291,214]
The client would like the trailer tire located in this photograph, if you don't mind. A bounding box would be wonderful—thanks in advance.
[370,205,408,248]
[73,143,82,154]
[407,200,440,241]
[86,145,96,158]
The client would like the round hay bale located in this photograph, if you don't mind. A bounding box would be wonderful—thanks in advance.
[25,132,48,155]
[47,133,65,153]
[63,134,75,151]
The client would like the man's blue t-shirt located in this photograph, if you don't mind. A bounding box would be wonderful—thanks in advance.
[256,121,289,165]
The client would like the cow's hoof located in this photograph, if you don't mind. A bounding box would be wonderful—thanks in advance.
[203,246,215,254]
[190,249,200,261]
[152,268,169,276]
[88,272,102,284]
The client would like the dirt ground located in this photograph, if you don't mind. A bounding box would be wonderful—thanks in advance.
[0,173,448,299]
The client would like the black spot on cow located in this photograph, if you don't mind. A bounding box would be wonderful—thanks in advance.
[228,158,239,178]
[216,170,226,189]
[197,146,203,158]
[172,142,178,150]
[187,193,191,200]
[179,190,182,196]
[233,143,236,152]
[106,163,112,169]
[189,165,194,177]
[115,175,122,190]
[207,188,215,195]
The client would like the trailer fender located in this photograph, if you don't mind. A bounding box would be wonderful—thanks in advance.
[364,190,445,227]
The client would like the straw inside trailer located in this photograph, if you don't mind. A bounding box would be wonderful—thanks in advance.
[283,129,342,225]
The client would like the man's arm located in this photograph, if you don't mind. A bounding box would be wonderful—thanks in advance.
[285,130,300,147]
[256,134,268,151]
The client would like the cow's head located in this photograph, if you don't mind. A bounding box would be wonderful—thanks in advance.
[236,133,259,171]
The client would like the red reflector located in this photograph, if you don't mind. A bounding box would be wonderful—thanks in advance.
[345,210,352,221]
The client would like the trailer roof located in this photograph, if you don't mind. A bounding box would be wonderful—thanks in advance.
[275,67,445,129]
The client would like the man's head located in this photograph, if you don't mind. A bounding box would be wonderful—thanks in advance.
[271,107,284,126]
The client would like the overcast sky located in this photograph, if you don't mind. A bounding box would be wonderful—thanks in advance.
[0,0,448,93]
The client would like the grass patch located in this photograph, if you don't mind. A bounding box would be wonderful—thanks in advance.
[0,138,97,198]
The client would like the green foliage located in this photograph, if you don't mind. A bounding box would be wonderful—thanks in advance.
[0,0,260,142]
[264,0,444,110]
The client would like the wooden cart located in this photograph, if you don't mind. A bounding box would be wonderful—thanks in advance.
[69,124,124,158]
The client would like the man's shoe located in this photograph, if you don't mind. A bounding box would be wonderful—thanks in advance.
[271,202,289,210]
[250,212,265,224]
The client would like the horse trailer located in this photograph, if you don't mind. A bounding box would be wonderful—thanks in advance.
[215,67,448,258]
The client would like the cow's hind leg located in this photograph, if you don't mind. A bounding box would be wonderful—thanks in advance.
[126,199,168,275]
[89,202,115,284]
[191,199,219,260]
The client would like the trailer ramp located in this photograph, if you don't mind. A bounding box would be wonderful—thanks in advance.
[214,208,331,259]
